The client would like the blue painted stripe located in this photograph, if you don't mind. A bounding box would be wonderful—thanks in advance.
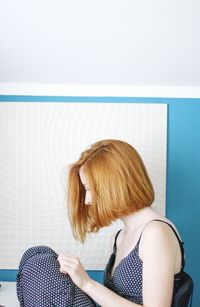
[0,95,200,103]
[0,270,17,281]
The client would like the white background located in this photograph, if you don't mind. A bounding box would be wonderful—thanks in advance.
[0,102,167,270]
[0,0,199,86]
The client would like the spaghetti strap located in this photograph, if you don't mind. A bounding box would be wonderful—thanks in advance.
[105,220,192,306]
[113,229,122,254]
[138,219,185,270]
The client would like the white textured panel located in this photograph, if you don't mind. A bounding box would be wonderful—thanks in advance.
[0,103,167,269]
[0,282,19,307]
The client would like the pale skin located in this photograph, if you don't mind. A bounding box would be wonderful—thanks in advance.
[58,168,182,307]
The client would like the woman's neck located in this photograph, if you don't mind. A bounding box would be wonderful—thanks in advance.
[120,207,160,233]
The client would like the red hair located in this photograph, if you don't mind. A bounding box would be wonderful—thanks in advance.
[68,139,154,242]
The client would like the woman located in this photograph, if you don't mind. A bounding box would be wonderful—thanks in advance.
[17,139,185,307]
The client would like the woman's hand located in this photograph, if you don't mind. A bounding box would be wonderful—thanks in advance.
[57,252,91,291]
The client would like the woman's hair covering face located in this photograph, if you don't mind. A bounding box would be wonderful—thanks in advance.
[68,139,154,242]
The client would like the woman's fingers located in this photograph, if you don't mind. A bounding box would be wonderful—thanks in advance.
[58,253,79,263]
[58,254,82,274]
[57,253,90,290]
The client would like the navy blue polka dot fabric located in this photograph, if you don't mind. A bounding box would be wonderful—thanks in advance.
[103,231,143,305]
[16,221,183,306]
[16,246,96,307]
[103,220,186,305]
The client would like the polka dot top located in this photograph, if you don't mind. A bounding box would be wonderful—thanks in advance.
[103,230,143,304]
[103,219,185,305]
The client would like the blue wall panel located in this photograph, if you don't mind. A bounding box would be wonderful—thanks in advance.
[0,97,199,305]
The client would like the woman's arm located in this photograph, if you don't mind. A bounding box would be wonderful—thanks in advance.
[58,253,141,307]
[83,278,142,307]
[140,221,178,307]
[84,222,177,307]
[58,222,177,307]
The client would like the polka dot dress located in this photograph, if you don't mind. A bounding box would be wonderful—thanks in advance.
[103,220,186,306]
[16,220,184,306]
[103,230,143,305]
[16,246,96,307]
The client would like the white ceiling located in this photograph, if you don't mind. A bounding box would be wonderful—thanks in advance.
[0,0,200,86]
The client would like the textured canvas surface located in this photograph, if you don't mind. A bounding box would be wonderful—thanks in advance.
[0,102,167,269]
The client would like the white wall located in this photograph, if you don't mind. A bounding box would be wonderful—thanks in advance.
[0,0,200,86]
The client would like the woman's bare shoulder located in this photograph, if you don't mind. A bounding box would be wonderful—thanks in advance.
[139,219,182,267]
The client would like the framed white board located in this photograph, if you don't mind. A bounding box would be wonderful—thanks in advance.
[0,102,167,269]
